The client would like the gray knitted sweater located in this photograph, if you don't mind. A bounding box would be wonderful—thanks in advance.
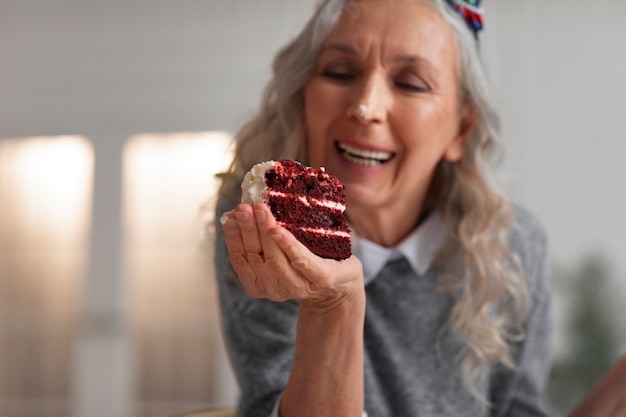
[214,199,553,417]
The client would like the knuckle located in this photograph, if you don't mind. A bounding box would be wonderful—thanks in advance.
[232,254,248,270]
[265,256,286,273]
[292,257,311,272]
[247,254,265,267]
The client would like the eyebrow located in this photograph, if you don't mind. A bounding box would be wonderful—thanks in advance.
[320,43,359,56]
[320,42,435,69]
[393,55,436,73]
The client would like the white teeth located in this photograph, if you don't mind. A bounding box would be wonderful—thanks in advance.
[337,142,394,163]
[342,153,383,166]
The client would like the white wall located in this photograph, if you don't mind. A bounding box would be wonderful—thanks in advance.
[0,0,321,138]
[484,0,626,360]
[1,1,318,416]
[1,0,625,415]
[487,0,626,275]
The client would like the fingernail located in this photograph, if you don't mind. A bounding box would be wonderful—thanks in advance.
[219,213,232,225]
[220,213,238,230]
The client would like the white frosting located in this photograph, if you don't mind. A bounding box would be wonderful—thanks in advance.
[268,190,346,212]
[276,222,351,238]
[241,160,347,217]
[241,160,276,205]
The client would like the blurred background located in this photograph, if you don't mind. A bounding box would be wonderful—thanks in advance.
[0,1,624,416]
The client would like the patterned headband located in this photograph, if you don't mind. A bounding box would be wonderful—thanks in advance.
[445,0,484,36]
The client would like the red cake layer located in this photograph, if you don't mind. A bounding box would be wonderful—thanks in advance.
[242,160,351,260]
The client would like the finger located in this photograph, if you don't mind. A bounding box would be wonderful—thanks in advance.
[270,226,361,280]
[269,224,320,277]
[607,356,626,417]
[252,204,312,299]
[254,204,289,268]
[570,355,626,417]
[221,211,246,258]
[221,213,261,296]
[233,204,264,261]
[612,354,626,385]
[608,402,626,417]
[229,251,261,297]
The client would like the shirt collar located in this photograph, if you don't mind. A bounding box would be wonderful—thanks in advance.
[351,212,445,285]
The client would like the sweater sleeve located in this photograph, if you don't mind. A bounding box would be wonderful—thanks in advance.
[213,197,299,417]
[491,207,553,417]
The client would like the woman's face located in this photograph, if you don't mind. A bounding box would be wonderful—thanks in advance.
[304,0,474,230]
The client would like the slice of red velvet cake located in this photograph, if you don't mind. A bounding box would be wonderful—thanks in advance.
[241,159,351,260]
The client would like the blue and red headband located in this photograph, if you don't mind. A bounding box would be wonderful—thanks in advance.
[445,0,484,36]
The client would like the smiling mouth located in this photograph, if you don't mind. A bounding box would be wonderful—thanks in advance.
[336,142,395,166]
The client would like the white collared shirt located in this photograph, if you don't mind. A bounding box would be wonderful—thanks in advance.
[353,211,445,284]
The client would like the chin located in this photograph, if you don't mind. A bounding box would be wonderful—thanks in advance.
[344,187,380,209]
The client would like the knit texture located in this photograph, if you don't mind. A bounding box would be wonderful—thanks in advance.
[214,198,552,417]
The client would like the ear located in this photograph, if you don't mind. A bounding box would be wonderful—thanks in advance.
[443,105,478,163]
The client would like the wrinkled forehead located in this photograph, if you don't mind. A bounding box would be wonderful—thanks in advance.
[323,0,459,72]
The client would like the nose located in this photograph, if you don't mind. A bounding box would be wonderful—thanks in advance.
[348,74,387,124]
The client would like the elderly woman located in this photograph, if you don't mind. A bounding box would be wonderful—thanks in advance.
[214,1,625,416]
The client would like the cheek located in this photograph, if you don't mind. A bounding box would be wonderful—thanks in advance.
[304,82,342,162]
[305,82,339,123]
[304,83,323,131]
[304,85,327,164]
[399,103,459,152]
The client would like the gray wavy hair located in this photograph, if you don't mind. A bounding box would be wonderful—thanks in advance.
[219,0,529,399]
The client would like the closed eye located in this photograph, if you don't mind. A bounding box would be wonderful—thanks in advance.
[323,70,356,81]
[394,71,429,93]
[322,60,358,82]
[395,81,428,92]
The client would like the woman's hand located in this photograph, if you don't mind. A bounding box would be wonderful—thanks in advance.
[569,354,626,417]
[221,203,363,308]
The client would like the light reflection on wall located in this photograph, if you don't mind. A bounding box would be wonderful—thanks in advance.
[122,132,237,417]
[0,136,94,417]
